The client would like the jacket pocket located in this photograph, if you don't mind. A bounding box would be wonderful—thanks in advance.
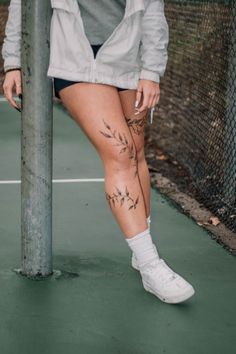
[50,0,78,14]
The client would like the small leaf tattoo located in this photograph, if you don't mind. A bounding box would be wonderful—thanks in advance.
[105,186,139,210]
[99,119,138,178]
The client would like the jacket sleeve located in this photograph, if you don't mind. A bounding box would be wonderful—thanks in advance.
[1,0,22,73]
[139,0,169,83]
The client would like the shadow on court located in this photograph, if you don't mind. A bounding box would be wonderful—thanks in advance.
[0,98,235,354]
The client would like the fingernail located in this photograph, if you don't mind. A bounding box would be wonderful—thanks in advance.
[18,93,23,99]
[14,106,21,112]
[134,100,139,108]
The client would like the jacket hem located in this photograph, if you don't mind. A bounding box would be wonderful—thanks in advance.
[47,67,140,90]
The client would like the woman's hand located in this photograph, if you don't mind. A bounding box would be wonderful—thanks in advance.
[2,70,22,111]
[134,79,160,114]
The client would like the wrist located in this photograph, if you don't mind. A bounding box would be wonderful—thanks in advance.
[5,67,21,74]
[139,69,160,83]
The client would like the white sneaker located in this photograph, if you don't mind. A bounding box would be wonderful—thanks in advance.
[131,252,139,270]
[139,258,195,304]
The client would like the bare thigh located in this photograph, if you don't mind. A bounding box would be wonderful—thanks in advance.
[118,89,149,155]
[58,82,138,167]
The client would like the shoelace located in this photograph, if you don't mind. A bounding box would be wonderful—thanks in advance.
[145,259,177,284]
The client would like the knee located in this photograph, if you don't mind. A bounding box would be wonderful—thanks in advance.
[104,142,138,172]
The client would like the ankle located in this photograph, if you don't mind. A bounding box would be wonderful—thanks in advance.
[125,228,160,268]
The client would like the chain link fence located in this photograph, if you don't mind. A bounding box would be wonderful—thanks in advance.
[151,0,236,233]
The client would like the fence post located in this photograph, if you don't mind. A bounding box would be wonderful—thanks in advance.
[19,0,53,277]
[224,5,236,205]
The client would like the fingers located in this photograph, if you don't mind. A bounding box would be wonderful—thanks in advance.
[15,81,22,97]
[134,80,160,116]
[150,91,160,109]
[4,86,20,111]
[135,91,158,115]
[134,89,142,109]
[15,81,22,111]
[135,90,150,114]
[3,72,22,112]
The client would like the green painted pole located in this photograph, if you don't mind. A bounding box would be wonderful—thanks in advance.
[19,0,53,277]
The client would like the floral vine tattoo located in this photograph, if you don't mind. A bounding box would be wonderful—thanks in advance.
[99,119,138,178]
[125,116,147,135]
[105,186,139,210]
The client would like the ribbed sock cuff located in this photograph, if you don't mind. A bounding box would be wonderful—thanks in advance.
[125,227,159,267]
[126,227,150,243]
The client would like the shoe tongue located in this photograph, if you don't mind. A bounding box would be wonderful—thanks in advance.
[152,259,176,282]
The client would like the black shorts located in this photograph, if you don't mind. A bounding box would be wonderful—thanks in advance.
[53,44,128,99]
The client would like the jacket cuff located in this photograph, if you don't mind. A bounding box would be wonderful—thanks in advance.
[4,58,21,73]
[5,67,21,74]
[139,69,160,83]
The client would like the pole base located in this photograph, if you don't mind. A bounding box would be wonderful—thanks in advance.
[13,268,79,280]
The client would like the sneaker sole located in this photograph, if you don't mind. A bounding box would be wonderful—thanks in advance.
[143,280,195,304]
[131,261,139,271]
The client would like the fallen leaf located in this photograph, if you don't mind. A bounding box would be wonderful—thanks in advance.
[209,216,220,226]
[157,154,168,161]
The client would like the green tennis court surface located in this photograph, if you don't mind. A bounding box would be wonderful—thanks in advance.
[0,98,235,354]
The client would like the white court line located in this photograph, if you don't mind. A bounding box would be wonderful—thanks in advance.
[0,96,20,105]
[0,96,20,102]
[0,178,104,185]
[1,97,104,184]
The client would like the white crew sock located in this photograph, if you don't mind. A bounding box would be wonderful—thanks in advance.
[126,227,160,268]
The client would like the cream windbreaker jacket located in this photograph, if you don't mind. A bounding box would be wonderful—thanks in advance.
[2,0,169,90]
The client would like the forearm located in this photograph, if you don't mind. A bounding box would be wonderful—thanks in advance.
[139,0,169,83]
[1,0,22,73]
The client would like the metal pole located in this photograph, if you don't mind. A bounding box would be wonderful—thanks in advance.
[224,4,236,205]
[19,0,53,277]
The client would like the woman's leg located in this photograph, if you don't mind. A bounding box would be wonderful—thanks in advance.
[118,89,151,219]
[59,82,148,238]
[58,82,195,304]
